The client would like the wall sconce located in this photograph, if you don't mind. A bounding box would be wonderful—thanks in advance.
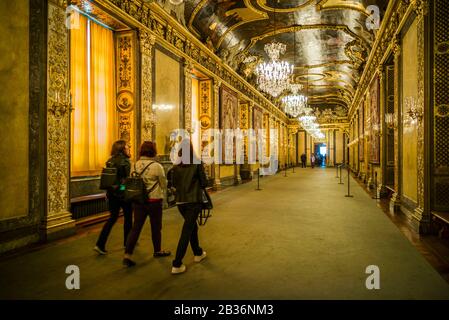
[385,113,397,129]
[405,96,423,123]
[49,90,72,118]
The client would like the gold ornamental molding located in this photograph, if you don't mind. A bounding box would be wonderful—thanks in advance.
[97,0,289,122]
[349,0,415,118]
[256,0,315,13]
[316,0,369,16]
[242,24,369,57]
[187,0,208,38]
[294,60,354,70]
[140,30,156,141]
[215,0,268,50]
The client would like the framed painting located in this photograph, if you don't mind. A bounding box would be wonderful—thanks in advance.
[220,86,238,161]
[358,103,364,162]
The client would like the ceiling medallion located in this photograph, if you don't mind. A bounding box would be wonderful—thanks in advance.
[255,41,293,97]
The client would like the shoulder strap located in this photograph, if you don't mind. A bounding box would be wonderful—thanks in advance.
[139,161,155,176]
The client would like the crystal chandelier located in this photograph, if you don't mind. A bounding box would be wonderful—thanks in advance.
[255,42,293,97]
[255,6,292,97]
[282,83,307,117]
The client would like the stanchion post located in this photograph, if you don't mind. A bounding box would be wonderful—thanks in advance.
[336,164,339,178]
[256,168,262,191]
[345,165,354,197]
[339,165,344,184]
[372,171,380,199]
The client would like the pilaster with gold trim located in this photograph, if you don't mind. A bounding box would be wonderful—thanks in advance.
[45,0,75,240]
[378,65,388,198]
[139,30,156,142]
[412,0,430,233]
[390,36,402,213]
[116,31,136,157]
[184,61,194,133]
[213,79,221,190]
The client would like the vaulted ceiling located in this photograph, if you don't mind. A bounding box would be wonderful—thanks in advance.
[157,0,389,118]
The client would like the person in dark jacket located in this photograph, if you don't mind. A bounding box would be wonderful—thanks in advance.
[300,153,307,168]
[171,140,208,274]
[94,140,133,254]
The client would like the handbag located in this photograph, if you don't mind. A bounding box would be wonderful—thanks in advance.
[198,188,212,226]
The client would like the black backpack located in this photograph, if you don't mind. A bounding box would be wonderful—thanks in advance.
[123,162,157,204]
[99,160,118,190]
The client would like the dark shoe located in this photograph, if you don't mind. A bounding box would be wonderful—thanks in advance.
[154,250,171,257]
[122,258,136,267]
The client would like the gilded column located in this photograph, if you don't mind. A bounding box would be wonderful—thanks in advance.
[412,0,430,232]
[390,36,402,214]
[139,30,156,142]
[248,101,254,178]
[378,66,387,197]
[45,0,75,239]
[213,79,221,190]
[184,61,194,133]
[235,95,242,185]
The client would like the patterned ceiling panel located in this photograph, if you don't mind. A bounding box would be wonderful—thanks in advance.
[156,0,389,116]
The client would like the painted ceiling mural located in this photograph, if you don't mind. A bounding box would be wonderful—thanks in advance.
[155,0,389,118]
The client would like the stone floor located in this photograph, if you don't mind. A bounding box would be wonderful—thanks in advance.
[1,168,449,299]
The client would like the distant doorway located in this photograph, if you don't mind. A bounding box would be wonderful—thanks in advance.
[314,143,327,167]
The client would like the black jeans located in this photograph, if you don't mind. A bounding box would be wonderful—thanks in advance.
[301,161,306,168]
[96,196,133,249]
[125,200,163,255]
[173,203,203,267]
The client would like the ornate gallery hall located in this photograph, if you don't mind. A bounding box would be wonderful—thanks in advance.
[1,0,449,299]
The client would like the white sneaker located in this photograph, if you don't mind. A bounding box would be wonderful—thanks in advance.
[194,251,207,263]
[171,264,186,274]
[93,246,107,255]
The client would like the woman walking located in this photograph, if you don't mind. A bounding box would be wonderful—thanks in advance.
[94,140,133,254]
[171,139,208,274]
[123,141,170,267]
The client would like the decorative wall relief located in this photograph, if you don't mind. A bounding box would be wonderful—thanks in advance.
[432,0,449,211]
[199,79,212,177]
[253,106,263,160]
[47,2,70,217]
[103,0,287,123]
[240,101,249,159]
[199,80,212,130]
[184,61,193,133]
[358,103,364,162]
[116,31,136,154]
[369,76,380,164]
[140,30,156,142]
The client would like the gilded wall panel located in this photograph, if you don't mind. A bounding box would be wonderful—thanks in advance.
[154,49,180,156]
[47,2,70,217]
[0,0,29,220]
[402,19,418,203]
[369,76,380,164]
[140,31,156,142]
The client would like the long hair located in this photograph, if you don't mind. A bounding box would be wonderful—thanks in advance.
[140,141,157,158]
[110,140,128,157]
